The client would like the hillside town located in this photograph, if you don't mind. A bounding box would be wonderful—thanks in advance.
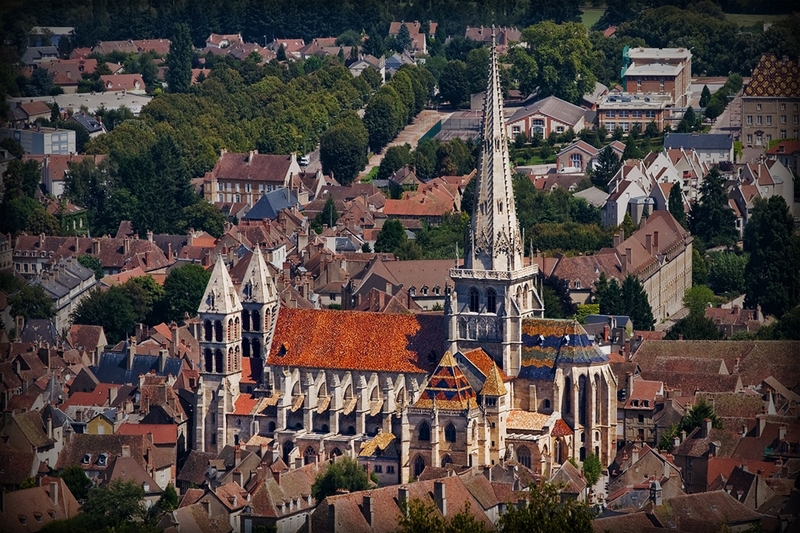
[0,3,799,533]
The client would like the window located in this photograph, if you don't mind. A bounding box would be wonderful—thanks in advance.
[485,397,497,407]
[756,116,762,126]
[556,126,564,133]
[575,280,581,289]
[570,153,582,169]
[632,110,642,118]
[781,115,787,124]
[373,465,382,473]
[646,110,657,118]
[638,414,644,423]
[486,288,497,313]
[217,182,223,191]
[620,122,629,132]
[757,103,762,111]
[660,80,665,89]
[637,80,641,89]
[781,130,787,139]
[794,103,799,111]
[747,134,753,144]
[606,122,615,130]
[619,110,629,118]
[469,287,479,312]
[532,119,545,136]
[766,116,772,126]
[747,115,753,125]
[418,421,430,441]
[687,458,694,469]
[414,455,426,477]
[512,125,521,134]
[781,103,786,111]
[517,446,532,469]
[445,423,456,442]
[756,132,763,146]
[794,115,799,124]
[606,110,616,118]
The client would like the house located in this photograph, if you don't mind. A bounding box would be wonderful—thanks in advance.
[740,158,795,214]
[766,139,800,175]
[663,132,734,165]
[23,153,105,197]
[0,409,63,470]
[597,92,674,133]
[39,59,99,93]
[270,39,306,60]
[506,95,587,139]
[388,20,437,53]
[741,54,800,148]
[99,74,146,94]
[348,55,385,84]
[606,443,684,511]
[203,150,303,206]
[29,26,74,48]
[602,175,649,226]
[8,100,54,127]
[66,324,107,365]
[241,189,303,222]
[31,256,96,332]
[555,140,625,173]
[0,477,80,533]
[66,112,106,137]
[20,46,58,66]
[704,305,771,337]
[0,127,75,155]
[92,40,140,56]
[465,26,521,47]
[206,33,243,49]
[620,373,664,445]
[384,52,416,77]
[622,47,693,108]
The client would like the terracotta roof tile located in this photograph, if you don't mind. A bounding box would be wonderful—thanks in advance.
[506,409,549,431]
[267,308,444,374]
[414,351,478,410]
[551,418,573,437]
[116,423,178,445]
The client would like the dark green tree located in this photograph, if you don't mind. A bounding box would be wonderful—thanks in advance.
[397,499,491,533]
[689,167,737,248]
[2,159,41,200]
[692,247,708,286]
[594,273,623,315]
[622,274,655,330]
[438,60,469,108]
[497,480,593,533]
[682,285,716,316]
[120,276,164,326]
[319,111,369,186]
[180,201,226,238]
[377,144,412,180]
[668,181,687,228]
[78,254,105,280]
[80,479,150,530]
[699,85,711,107]
[312,197,340,234]
[70,286,137,344]
[542,275,575,319]
[166,23,192,93]
[8,284,56,320]
[360,67,383,91]
[396,24,412,52]
[676,106,697,133]
[363,85,406,153]
[704,97,725,122]
[582,453,602,489]
[707,251,747,295]
[311,456,376,502]
[622,138,643,160]
[159,263,211,323]
[157,484,178,512]
[743,196,800,318]
[25,209,60,236]
[659,397,722,449]
[664,312,723,340]
[59,465,91,501]
[589,146,621,189]
[374,219,408,255]
[645,121,659,138]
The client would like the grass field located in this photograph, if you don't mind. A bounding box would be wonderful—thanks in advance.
[581,9,604,29]
[724,13,789,28]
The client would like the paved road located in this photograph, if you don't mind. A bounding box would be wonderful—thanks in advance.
[357,109,453,180]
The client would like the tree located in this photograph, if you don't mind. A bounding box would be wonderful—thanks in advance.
[542,275,575,319]
[509,22,599,104]
[363,86,406,153]
[689,167,737,249]
[8,284,56,320]
[157,484,178,512]
[312,197,340,233]
[582,453,602,489]
[707,251,747,295]
[319,111,369,186]
[438,60,469,108]
[699,85,711,107]
[276,44,287,61]
[2,159,41,201]
[70,286,137,344]
[682,285,716,316]
[78,254,104,280]
[80,479,150,530]
[692,248,708,286]
[668,181,687,228]
[594,273,623,316]
[311,456,376,502]
[159,263,211,323]
[360,67,382,91]
[664,311,724,340]
[374,219,408,254]
[25,208,60,235]
[589,146,621,189]
[677,106,697,133]
[377,144,412,180]
[59,465,91,501]
[622,274,655,330]
[622,138,643,160]
[166,23,192,93]
[396,24,413,52]
[743,196,800,318]
[659,397,722,450]
[704,97,725,122]
[645,121,659,138]
[180,201,227,238]
[397,499,491,533]
[497,481,593,533]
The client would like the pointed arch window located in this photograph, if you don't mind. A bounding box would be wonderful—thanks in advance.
[414,455,426,478]
[204,320,213,341]
[517,445,531,469]
[251,310,261,331]
[563,376,572,414]
[204,349,213,372]
[242,310,250,331]
[486,288,497,313]
[252,339,261,358]
[469,288,480,312]
[214,321,223,342]
[441,454,453,467]
[214,349,223,373]
[242,338,250,358]
[418,421,431,441]
[579,375,588,425]
[444,423,456,443]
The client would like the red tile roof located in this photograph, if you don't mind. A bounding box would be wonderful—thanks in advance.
[267,308,444,374]
[551,418,573,437]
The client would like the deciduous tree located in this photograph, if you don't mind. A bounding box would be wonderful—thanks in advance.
[319,111,369,186]
[159,263,211,323]
[498,480,593,533]
[8,284,56,320]
[689,167,737,249]
[311,456,376,502]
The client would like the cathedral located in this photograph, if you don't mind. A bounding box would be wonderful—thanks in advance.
[193,33,617,483]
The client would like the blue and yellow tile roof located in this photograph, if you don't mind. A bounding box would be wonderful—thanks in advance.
[519,319,609,380]
[414,351,478,410]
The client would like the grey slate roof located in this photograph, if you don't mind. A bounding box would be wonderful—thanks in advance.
[508,95,586,127]
[241,188,302,221]
[664,133,733,151]
[68,113,105,134]
[19,319,59,345]
[91,349,183,385]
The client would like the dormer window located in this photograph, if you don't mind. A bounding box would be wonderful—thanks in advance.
[575,280,581,289]
[643,400,649,407]
[82,453,92,464]
[97,452,108,466]
[631,399,639,407]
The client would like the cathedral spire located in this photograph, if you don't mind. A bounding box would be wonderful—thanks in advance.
[467,28,523,272]
[239,244,276,303]
[198,254,242,315]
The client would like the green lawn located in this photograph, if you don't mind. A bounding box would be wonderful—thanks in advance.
[581,9,604,29]
[725,13,789,29]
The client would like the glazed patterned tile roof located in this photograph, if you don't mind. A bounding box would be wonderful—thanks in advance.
[519,319,609,380]
[480,364,508,396]
[358,430,397,457]
[743,54,800,98]
[414,351,478,410]
[267,307,444,374]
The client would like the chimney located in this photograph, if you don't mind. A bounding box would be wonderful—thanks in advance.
[122,444,131,457]
[653,231,659,253]
[672,435,680,448]
[158,349,167,373]
[631,445,639,464]
[703,418,712,438]
[397,486,410,514]
[92,238,100,256]
[645,234,652,255]
[680,429,686,443]
[167,242,173,260]
[260,442,268,459]
[123,237,130,255]
[626,372,634,399]
[49,481,59,506]
[47,416,53,438]
[363,494,374,526]
[603,324,610,343]
[234,445,242,466]
[127,337,135,370]
[328,503,337,532]
[434,480,446,516]
[233,469,243,487]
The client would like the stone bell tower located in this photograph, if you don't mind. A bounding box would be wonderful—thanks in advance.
[447,28,544,376]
